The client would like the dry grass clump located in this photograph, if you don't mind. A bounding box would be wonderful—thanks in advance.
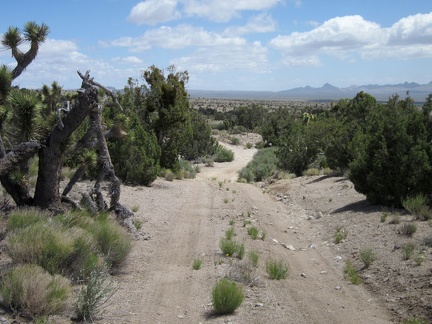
[0,264,71,319]
[75,269,116,322]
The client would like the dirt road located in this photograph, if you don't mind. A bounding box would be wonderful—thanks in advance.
[100,143,393,323]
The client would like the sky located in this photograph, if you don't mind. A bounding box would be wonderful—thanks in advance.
[0,0,431,91]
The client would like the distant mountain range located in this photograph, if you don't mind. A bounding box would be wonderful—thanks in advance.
[188,81,432,103]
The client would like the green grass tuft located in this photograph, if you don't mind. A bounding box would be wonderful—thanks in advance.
[266,258,289,280]
[211,279,244,315]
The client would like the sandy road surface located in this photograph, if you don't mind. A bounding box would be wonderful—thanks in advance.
[100,143,393,323]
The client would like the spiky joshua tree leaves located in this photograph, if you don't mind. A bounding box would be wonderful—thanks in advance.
[2,21,50,80]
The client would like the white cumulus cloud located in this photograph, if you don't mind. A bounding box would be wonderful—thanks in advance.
[224,13,276,36]
[128,0,180,25]
[182,0,279,22]
[270,12,432,66]
[109,25,246,51]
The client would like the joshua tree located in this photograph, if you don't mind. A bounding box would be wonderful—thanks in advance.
[1,21,50,80]
[0,23,140,237]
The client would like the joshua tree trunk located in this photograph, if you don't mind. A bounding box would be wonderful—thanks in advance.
[33,72,99,209]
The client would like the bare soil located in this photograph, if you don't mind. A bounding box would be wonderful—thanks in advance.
[96,136,431,324]
[2,134,431,323]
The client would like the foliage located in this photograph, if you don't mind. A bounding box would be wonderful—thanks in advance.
[402,242,416,260]
[247,226,259,240]
[334,226,348,243]
[344,260,361,285]
[398,223,417,237]
[247,251,259,267]
[213,145,234,162]
[219,238,244,258]
[225,227,236,240]
[235,242,245,260]
[238,147,278,182]
[1,264,70,319]
[360,248,376,268]
[349,95,432,207]
[192,258,202,270]
[7,207,49,231]
[265,259,289,280]
[276,119,325,176]
[87,215,132,270]
[177,159,197,179]
[7,221,102,280]
[75,270,116,322]
[211,279,244,315]
[108,116,160,186]
[403,195,432,221]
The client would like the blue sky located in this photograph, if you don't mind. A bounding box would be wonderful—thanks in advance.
[0,0,431,91]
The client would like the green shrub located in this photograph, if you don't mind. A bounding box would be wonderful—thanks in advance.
[8,222,75,275]
[344,260,361,285]
[165,170,175,181]
[75,270,116,322]
[334,226,348,243]
[7,222,103,280]
[245,142,253,149]
[230,137,240,145]
[88,217,132,270]
[108,122,160,186]
[303,168,320,176]
[398,223,417,237]
[248,251,259,267]
[414,252,425,266]
[238,147,278,182]
[236,242,245,260]
[219,238,244,258]
[380,212,388,223]
[390,214,401,224]
[192,258,202,270]
[266,259,289,280]
[402,319,427,324]
[214,145,234,162]
[1,264,71,319]
[423,234,432,247]
[348,95,432,207]
[225,227,235,240]
[211,279,244,315]
[219,238,237,256]
[178,159,197,179]
[403,194,428,216]
[402,242,416,260]
[360,248,376,268]
[8,207,49,231]
[247,226,259,240]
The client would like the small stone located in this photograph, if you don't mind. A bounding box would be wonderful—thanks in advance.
[334,255,342,262]
[320,271,327,274]
[255,303,264,307]
[178,315,185,319]
[308,244,317,249]
[301,273,306,278]
[272,238,279,244]
[335,285,342,290]
[282,243,296,251]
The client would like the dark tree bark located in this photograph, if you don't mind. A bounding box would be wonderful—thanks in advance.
[0,138,39,205]
[33,72,99,208]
